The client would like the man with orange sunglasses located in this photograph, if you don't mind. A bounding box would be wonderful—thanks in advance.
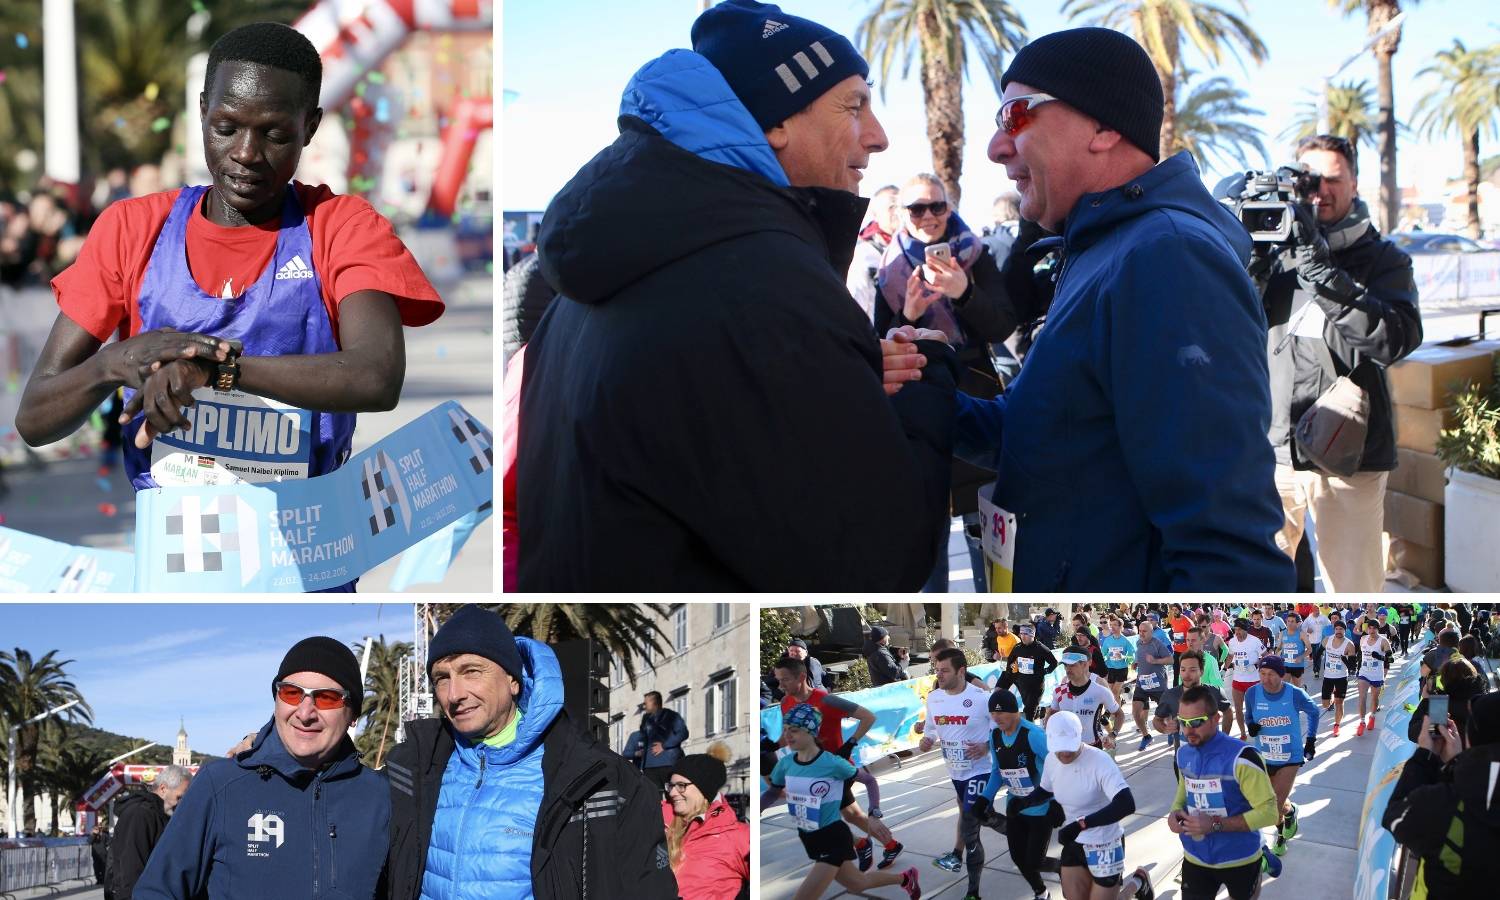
[135,637,389,900]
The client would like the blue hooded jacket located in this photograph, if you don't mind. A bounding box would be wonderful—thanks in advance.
[419,636,562,900]
[134,719,389,900]
[955,152,1295,591]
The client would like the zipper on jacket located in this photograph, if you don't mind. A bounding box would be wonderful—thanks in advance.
[313,782,321,899]
[476,753,486,790]
[328,823,337,890]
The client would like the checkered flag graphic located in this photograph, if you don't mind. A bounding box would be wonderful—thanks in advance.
[164,494,261,585]
[448,409,493,474]
[362,450,412,535]
[53,553,98,593]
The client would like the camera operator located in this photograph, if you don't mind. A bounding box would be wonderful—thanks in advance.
[1381,691,1500,894]
[1236,135,1422,592]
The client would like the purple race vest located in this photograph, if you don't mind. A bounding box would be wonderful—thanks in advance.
[123,185,355,492]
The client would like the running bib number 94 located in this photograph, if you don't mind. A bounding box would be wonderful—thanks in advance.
[1184,776,1228,817]
[151,389,313,486]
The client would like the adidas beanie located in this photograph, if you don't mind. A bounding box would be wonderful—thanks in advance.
[692,0,870,131]
[1001,27,1165,161]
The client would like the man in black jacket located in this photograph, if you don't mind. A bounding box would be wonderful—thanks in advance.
[517,0,959,590]
[639,690,690,789]
[382,605,674,900]
[1250,134,1421,592]
[106,766,191,900]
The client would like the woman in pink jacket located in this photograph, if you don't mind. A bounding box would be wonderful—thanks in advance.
[663,745,749,900]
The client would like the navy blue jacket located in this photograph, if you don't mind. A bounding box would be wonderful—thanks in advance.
[955,152,1295,592]
[639,708,688,770]
[134,720,389,900]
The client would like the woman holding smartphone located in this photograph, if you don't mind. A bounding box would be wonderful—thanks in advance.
[874,172,1021,592]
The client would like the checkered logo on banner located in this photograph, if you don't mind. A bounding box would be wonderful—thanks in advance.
[53,553,98,593]
[363,450,412,535]
[163,494,261,586]
[448,409,493,474]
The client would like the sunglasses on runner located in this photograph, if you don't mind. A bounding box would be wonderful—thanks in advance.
[274,680,350,710]
[995,92,1058,135]
[904,200,949,219]
[1177,714,1214,729]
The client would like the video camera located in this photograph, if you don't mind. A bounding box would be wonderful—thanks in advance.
[1223,166,1323,245]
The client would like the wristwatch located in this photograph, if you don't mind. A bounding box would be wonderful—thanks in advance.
[214,339,243,393]
[1211,816,1223,833]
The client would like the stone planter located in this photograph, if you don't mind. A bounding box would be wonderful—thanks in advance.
[1444,467,1500,591]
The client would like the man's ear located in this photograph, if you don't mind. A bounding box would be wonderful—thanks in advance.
[1088,126,1124,153]
[764,122,790,151]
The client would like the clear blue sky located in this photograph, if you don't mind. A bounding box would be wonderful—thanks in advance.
[503,0,1500,225]
[0,604,411,757]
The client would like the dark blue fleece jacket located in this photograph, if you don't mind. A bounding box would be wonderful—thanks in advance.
[134,719,389,900]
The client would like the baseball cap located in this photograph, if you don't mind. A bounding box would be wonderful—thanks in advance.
[1045,709,1084,753]
[1059,650,1090,666]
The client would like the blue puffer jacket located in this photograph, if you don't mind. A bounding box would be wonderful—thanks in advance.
[419,636,562,900]
[955,151,1296,592]
[134,719,389,900]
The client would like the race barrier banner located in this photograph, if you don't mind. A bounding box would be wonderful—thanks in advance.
[0,402,491,592]
[1352,651,1423,900]
[135,401,492,591]
[0,841,91,891]
[760,649,1124,765]
[1411,251,1500,314]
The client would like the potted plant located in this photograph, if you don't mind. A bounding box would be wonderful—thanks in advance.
[1436,357,1500,591]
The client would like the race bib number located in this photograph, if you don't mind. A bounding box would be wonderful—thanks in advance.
[977,486,1016,592]
[1137,672,1161,692]
[1084,838,1125,878]
[1000,767,1034,797]
[1282,646,1300,663]
[1325,654,1347,677]
[1184,776,1228,817]
[151,389,313,486]
[942,740,973,776]
[785,778,831,832]
[1017,657,1035,675]
[1173,631,1186,644]
[1259,733,1291,763]
[1360,652,1384,679]
[1233,651,1255,678]
[1108,646,1126,662]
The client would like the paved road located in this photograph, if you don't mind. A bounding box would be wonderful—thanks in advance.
[0,270,493,592]
[762,646,1418,899]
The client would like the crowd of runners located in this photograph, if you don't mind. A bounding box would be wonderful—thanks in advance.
[761,602,1485,900]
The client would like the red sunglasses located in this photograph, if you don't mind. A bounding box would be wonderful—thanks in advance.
[274,680,349,710]
[995,92,1058,136]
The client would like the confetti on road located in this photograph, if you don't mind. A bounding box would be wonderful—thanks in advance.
[98,502,117,517]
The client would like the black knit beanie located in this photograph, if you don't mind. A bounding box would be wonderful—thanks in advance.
[692,0,870,130]
[274,636,363,717]
[1001,27,1164,161]
[428,604,524,681]
[671,753,728,800]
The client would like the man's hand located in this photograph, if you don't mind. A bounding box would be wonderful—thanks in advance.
[879,336,926,396]
[650,741,665,756]
[1288,203,1349,296]
[965,740,987,761]
[922,254,969,300]
[1179,811,1216,837]
[918,734,935,753]
[121,359,214,448]
[106,328,229,390]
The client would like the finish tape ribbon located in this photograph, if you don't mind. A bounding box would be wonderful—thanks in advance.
[0,402,492,592]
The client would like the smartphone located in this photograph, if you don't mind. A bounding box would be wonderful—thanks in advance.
[924,242,952,264]
[1427,695,1449,735]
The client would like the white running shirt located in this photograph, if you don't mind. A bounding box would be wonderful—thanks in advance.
[1359,635,1391,682]
[926,683,995,779]
[1051,679,1120,745]
[1324,637,1353,678]
[1039,744,1130,846]
[1227,635,1267,683]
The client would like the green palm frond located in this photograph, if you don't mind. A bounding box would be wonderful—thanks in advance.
[1062,0,1267,74]
[856,0,1027,101]
[1411,39,1500,142]
[1281,79,1382,151]
[1172,74,1268,171]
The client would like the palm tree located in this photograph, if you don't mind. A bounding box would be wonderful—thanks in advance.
[1329,0,1419,232]
[478,605,673,686]
[1412,40,1500,238]
[1282,79,1381,152]
[1062,0,1266,161]
[0,648,92,833]
[353,635,412,768]
[1171,73,1268,174]
[855,0,1027,204]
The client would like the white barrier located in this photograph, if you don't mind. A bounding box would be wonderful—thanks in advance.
[1411,252,1500,313]
[0,841,91,890]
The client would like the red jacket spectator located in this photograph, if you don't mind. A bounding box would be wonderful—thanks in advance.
[662,795,749,900]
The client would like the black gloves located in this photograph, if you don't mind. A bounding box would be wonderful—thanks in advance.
[836,740,858,760]
[969,796,991,821]
[1304,737,1317,760]
[1289,203,1359,302]
[1058,820,1082,845]
[1247,721,1262,738]
[1000,218,1058,324]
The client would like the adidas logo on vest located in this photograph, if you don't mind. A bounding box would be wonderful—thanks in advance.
[762,19,788,38]
[274,255,314,280]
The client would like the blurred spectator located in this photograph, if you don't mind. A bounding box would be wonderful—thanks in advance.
[981,192,1021,261]
[663,743,750,900]
[640,690,690,788]
[863,626,908,686]
[128,164,162,199]
[500,253,555,590]
[622,729,645,771]
[845,183,899,324]
[785,639,827,690]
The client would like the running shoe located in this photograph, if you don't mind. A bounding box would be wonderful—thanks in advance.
[901,866,922,900]
[1332,721,1340,737]
[879,841,905,870]
[856,838,873,872]
[1138,734,1153,752]
[1272,832,1288,856]
[962,894,980,900]
[1356,721,1366,737]
[1131,866,1155,900]
[1368,715,1377,733]
[1262,845,1284,877]
[870,806,884,818]
[1281,804,1299,840]
[933,851,963,872]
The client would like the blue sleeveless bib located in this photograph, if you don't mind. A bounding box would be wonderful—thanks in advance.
[1175,731,1263,867]
[123,186,355,491]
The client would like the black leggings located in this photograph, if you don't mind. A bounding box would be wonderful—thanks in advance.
[1016,679,1044,720]
[1310,642,1324,675]
[1006,810,1053,895]
[1397,623,1412,654]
